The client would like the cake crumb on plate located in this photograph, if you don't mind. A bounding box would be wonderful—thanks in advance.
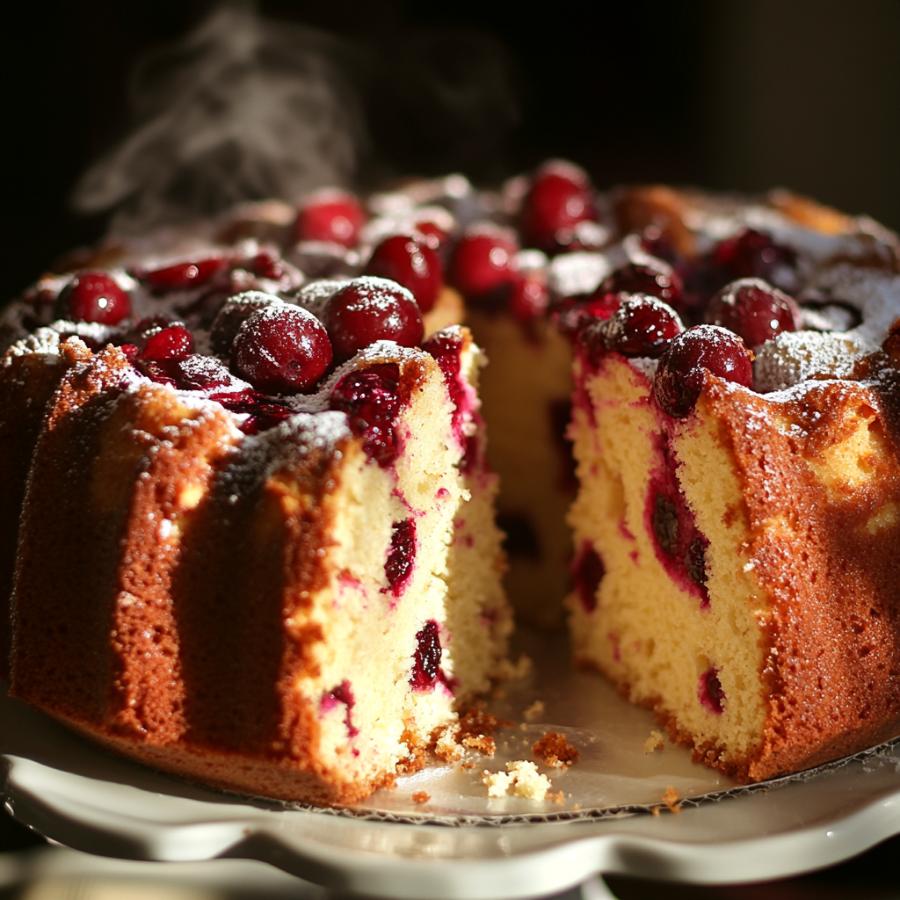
[523,699,545,722]
[532,731,579,768]
[643,729,665,753]
[482,761,551,801]
[412,790,430,805]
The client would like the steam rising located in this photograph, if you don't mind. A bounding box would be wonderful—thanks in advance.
[73,3,517,235]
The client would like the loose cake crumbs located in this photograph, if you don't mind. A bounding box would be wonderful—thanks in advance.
[458,704,511,738]
[643,730,666,753]
[412,790,430,805]
[433,726,463,763]
[651,785,683,816]
[482,761,551,801]
[532,731,580,768]
[546,789,566,806]
[462,734,496,757]
[496,654,533,682]
[523,700,545,722]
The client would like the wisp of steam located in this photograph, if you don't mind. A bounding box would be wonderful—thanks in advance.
[72,3,517,235]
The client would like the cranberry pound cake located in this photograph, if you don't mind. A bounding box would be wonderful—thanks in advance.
[1,231,510,803]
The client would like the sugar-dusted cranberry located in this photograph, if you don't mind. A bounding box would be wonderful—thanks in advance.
[294,190,365,247]
[169,355,244,392]
[325,277,423,362]
[330,363,404,466]
[706,278,799,348]
[139,256,228,293]
[119,343,139,362]
[520,161,596,253]
[653,325,753,418]
[140,324,194,362]
[698,667,725,714]
[214,389,294,434]
[243,250,284,280]
[56,272,131,325]
[712,228,797,287]
[572,543,604,613]
[553,292,621,337]
[209,291,278,356]
[410,620,442,690]
[232,305,333,394]
[365,235,443,313]
[385,518,417,598]
[596,295,683,358]
[448,228,518,299]
[598,262,684,309]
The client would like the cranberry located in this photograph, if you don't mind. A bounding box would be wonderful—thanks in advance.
[385,518,417,597]
[698,667,725,714]
[330,363,404,466]
[56,272,131,325]
[597,295,683,358]
[232,305,333,394]
[294,191,364,247]
[712,228,796,287]
[553,292,621,337]
[706,278,799,348]
[325,277,423,362]
[414,220,449,251]
[448,229,518,299]
[507,273,550,323]
[520,162,596,253]
[141,324,194,362]
[322,680,359,737]
[650,487,710,604]
[169,355,243,392]
[243,250,284,280]
[365,234,443,313]
[209,292,278,356]
[139,256,228,293]
[653,325,753,418]
[572,543,604,613]
[598,262,684,309]
[215,389,294,434]
[410,620,442,690]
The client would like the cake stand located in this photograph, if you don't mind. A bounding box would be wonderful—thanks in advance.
[4,641,900,900]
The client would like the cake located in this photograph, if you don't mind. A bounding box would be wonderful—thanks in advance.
[2,164,899,798]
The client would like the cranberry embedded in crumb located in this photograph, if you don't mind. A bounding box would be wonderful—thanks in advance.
[294,191,365,247]
[449,229,518,299]
[653,325,753,418]
[410,620,442,690]
[598,262,684,309]
[325,277,424,361]
[365,234,443,312]
[520,162,596,252]
[56,272,131,325]
[232,305,333,393]
[706,278,799,348]
[599,295,683,358]
[141,324,194,362]
[385,518,417,597]
[698,667,725,714]
[139,257,228,293]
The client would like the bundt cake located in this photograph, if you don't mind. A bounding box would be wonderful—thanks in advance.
[2,164,899,801]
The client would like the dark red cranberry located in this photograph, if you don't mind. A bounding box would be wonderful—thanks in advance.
[133,314,175,336]
[553,292,621,337]
[598,295,683,358]
[706,278,799,348]
[712,228,796,287]
[139,256,228,293]
[520,162,596,253]
[322,680,359,737]
[653,325,753,418]
[244,250,284,280]
[325,277,424,362]
[598,262,684,309]
[214,389,294,434]
[209,292,277,356]
[365,235,443,313]
[698,667,725,714]
[650,487,710,604]
[448,229,518,299]
[639,226,681,267]
[410,620,442,690]
[56,272,131,325]
[330,363,404,466]
[572,543,604,613]
[414,220,449,251]
[507,273,550,323]
[294,191,364,247]
[169,355,244,392]
[119,343,139,362]
[141,324,194,362]
[232,305,333,394]
[385,518,417,597]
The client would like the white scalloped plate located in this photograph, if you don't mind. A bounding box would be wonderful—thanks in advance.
[4,648,900,900]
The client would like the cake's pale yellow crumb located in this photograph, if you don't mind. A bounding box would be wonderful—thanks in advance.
[482,760,552,801]
[433,726,463,763]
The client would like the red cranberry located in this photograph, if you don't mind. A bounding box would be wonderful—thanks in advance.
[414,220,449,251]
[653,325,753,417]
[322,680,358,737]
[448,229,518,299]
[56,272,131,325]
[232,305,333,394]
[698,667,725,714]
[141,324,194,362]
[169,355,244,392]
[553,292,622,337]
[330,363,404,466]
[712,228,796,286]
[598,295,683,358]
[410,620,442,690]
[706,278,799,348]
[209,292,278,356]
[139,256,228,293]
[598,262,684,309]
[385,518,417,598]
[520,162,596,253]
[365,234,443,313]
[244,250,284,280]
[507,273,550,323]
[572,543,604,613]
[215,389,294,434]
[294,191,365,247]
[325,277,423,361]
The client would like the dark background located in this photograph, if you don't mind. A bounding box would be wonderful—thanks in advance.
[3,0,900,895]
